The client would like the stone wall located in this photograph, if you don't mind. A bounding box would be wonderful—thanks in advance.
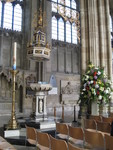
[0,0,80,121]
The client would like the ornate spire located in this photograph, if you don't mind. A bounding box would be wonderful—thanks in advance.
[37,0,43,28]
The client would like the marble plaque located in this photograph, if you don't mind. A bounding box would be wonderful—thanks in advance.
[61,80,80,104]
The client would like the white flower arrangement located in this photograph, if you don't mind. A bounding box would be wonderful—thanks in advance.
[78,62,113,106]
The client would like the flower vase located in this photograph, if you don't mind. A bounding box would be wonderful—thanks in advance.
[99,103,109,117]
[78,105,87,119]
[91,100,99,115]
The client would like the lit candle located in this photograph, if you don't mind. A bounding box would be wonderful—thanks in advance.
[13,42,17,70]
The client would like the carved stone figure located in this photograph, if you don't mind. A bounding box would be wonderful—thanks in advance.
[62,82,73,94]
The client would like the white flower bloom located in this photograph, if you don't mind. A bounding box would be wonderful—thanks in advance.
[85,75,89,79]
[83,89,86,91]
[93,90,96,95]
[98,95,102,100]
[103,72,107,77]
[90,80,93,84]
[84,83,86,87]
[95,84,99,88]
[100,87,104,91]
[105,90,109,94]
[107,87,111,91]
[109,95,111,98]
[97,71,101,75]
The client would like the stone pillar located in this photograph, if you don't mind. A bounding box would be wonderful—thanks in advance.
[80,0,112,78]
[80,0,87,73]
[91,101,99,116]
[105,0,112,79]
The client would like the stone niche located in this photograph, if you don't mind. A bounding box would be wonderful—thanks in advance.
[61,80,80,104]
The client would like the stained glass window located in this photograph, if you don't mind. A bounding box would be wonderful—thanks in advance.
[0,1,23,32]
[51,0,78,44]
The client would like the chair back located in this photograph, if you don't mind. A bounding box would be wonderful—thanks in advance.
[84,129,105,149]
[68,126,83,140]
[90,115,102,122]
[36,131,50,148]
[68,142,81,150]
[84,119,97,130]
[50,135,68,150]
[109,112,113,117]
[101,116,113,124]
[96,121,111,133]
[56,122,68,135]
[25,125,37,145]
[105,134,113,150]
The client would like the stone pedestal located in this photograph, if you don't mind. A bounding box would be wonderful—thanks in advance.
[99,104,109,117]
[35,91,47,121]
[91,101,99,116]
[91,101,109,117]
[30,83,52,121]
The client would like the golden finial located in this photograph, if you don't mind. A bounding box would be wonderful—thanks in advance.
[38,7,43,27]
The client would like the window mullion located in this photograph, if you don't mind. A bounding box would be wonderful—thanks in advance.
[12,3,14,30]
[57,18,58,40]
[71,23,72,43]
[1,1,5,28]
[64,21,66,42]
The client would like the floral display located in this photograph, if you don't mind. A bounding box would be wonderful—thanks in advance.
[78,62,112,106]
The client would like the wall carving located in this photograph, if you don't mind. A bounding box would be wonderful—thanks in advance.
[61,80,80,104]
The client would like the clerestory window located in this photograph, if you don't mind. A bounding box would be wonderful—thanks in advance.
[0,0,23,32]
[51,0,78,44]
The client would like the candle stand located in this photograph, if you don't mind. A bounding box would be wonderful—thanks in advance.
[7,70,19,130]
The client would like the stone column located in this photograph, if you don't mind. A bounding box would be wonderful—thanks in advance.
[105,0,112,79]
[80,0,112,78]
[80,0,87,73]
[80,0,112,115]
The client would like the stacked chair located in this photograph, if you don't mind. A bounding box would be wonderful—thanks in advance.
[55,122,69,140]
[104,134,113,150]
[96,120,111,134]
[84,129,105,149]
[83,118,97,130]
[25,117,113,150]
[101,116,113,124]
[25,125,37,148]
[36,131,50,150]
[90,115,102,122]
[68,126,84,148]
[68,142,82,150]
[50,135,68,150]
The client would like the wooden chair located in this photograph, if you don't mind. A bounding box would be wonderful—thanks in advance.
[109,112,113,117]
[25,125,37,147]
[90,115,102,122]
[68,126,84,148]
[50,135,68,150]
[101,116,113,124]
[105,134,113,150]
[55,122,69,140]
[68,142,82,150]
[96,120,111,133]
[84,129,105,149]
[84,118,97,130]
[36,130,50,150]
